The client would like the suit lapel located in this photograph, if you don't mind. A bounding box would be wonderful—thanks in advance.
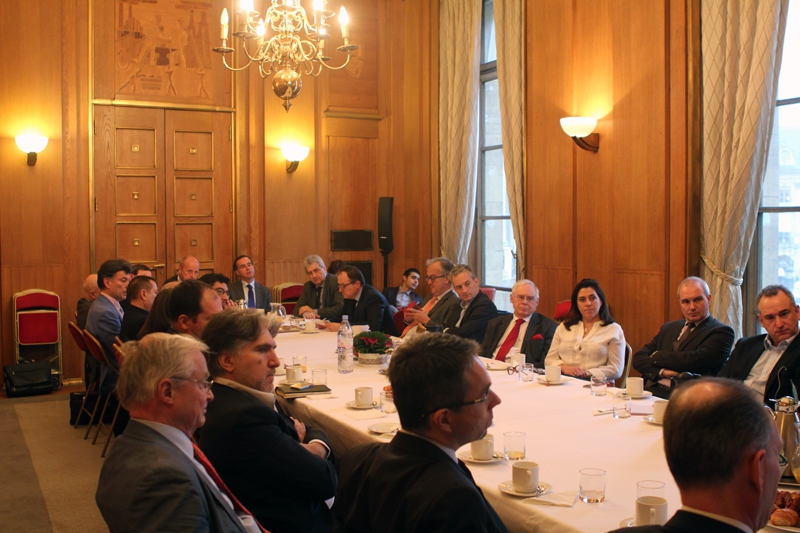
[519,314,537,352]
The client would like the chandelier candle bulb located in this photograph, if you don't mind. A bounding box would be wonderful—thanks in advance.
[220,8,229,40]
[340,6,349,39]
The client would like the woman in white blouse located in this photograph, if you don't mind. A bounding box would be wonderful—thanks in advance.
[544,279,625,380]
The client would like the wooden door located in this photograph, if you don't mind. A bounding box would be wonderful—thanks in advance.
[94,106,232,283]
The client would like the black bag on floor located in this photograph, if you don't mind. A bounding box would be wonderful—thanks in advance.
[3,360,54,398]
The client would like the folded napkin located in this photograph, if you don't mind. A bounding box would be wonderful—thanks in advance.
[344,410,387,420]
[524,490,578,507]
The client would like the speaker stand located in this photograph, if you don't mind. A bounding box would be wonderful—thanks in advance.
[380,249,391,289]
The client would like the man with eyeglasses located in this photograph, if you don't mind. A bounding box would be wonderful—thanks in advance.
[200,272,236,309]
[720,284,800,406]
[333,333,508,533]
[480,279,557,367]
[401,257,460,336]
[96,333,259,533]
[324,265,398,335]
[199,309,337,533]
[633,277,734,399]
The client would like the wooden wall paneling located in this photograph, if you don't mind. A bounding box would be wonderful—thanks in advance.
[93,0,115,100]
[531,266,575,323]
[213,111,234,276]
[613,270,667,372]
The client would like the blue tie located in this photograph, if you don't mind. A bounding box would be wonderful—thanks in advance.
[247,284,255,309]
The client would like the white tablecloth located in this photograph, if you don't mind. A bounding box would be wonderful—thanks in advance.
[274,330,681,533]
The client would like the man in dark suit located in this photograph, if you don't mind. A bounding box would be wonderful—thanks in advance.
[77,273,100,389]
[402,257,461,336]
[333,333,508,533]
[96,333,256,533]
[720,284,800,405]
[608,378,782,533]
[167,279,223,339]
[382,267,423,315]
[295,255,344,320]
[325,265,398,336]
[86,259,132,390]
[162,255,200,285]
[119,276,158,341]
[634,277,734,398]
[200,309,337,533]
[443,264,498,343]
[229,255,272,310]
[121,264,153,311]
[480,280,557,367]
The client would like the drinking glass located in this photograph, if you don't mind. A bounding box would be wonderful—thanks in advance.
[503,431,526,460]
[579,468,606,503]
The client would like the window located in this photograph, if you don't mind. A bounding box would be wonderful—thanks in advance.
[477,0,517,313]
[747,2,800,334]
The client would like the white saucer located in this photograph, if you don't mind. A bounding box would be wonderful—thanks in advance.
[498,480,553,497]
[618,517,635,528]
[457,450,505,464]
[301,329,319,334]
[484,360,511,371]
[628,391,653,399]
[275,369,286,376]
[537,377,566,386]
[368,423,399,434]
[643,415,663,426]
[346,400,378,410]
[278,379,305,386]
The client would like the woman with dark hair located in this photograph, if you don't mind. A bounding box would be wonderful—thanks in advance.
[544,279,625,379]
[137,288,173,339]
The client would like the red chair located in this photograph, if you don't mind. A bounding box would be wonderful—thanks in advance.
[554,300,572,322]
[83,330,122,457]
[273,282,304,315]
[14,289,62,387]
[393,310,406,337]
[479,287,496,302]
[68,322,96,429]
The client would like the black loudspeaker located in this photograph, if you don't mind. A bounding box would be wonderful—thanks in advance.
[331,230,373,251]
[378,197,394,252]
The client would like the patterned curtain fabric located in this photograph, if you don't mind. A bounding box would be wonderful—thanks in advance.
[494,0,526,278]
[701,0,788,338]
[439,0,482,263]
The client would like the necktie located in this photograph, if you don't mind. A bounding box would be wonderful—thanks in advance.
[247,284,255,309]
[402,296,438,337]
[315,287,322,309]
[496,318,525,362]
[191,442,269,533]
[673,322,695,351]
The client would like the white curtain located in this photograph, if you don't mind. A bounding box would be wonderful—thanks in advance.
[439,0,482,263]
[494,0,526,278]
[701,0,788,338]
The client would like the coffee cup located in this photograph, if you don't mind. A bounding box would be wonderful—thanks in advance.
[355,387,373,407]
[304,319,317,332]
[652,399,668,423]
[544,366,561,383]
[470,434,494,460]
[512,461,540,494]
[352,325,370,335]
[627,376,644,396]
[636,496,668,525]
[286,365,303,384]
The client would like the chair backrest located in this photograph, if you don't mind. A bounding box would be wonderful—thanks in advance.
[14,289,60,312]
[393,310,406,337]
[617,342,633,389]
[68,322,88,351]
[479,287,496,302]
[554,300,572,322]
[83,330,116,370]
[279,283,304,301]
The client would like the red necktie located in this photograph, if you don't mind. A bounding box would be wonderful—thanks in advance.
[192,442,270,533]
[402,296,438,336]
[496,318,525,362]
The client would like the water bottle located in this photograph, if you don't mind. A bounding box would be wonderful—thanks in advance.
[337,315,354,374]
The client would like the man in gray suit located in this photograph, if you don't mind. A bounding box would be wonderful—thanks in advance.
[96,333,259,533]
[294,255,344,320]
[229,255,272,311]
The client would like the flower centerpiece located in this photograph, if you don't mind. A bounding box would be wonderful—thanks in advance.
[353,331,393,365]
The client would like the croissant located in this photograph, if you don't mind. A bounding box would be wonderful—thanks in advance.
[771,508,800,527]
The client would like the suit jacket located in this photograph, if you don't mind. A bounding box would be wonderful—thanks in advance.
[443,291,499,343]
[480,312,558,367]
[418,290,461,329]
[85,294,123,391]
[295,274,344,320]
[342,284,398,336]
[76,297,92,329]
[381,286,423,308]
[119,304,149,341]
[607,509,745,533]
[333,432,508,533]
[96,420,247,533]
[229,280,272,311]
[633,317,734,385]
[198,383,337,533]
[720,333,800,404]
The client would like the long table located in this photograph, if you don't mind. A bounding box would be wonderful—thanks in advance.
[274,329,680,533]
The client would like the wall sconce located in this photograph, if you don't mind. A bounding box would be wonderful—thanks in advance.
[560,117,599,153]
[15,134,49,165]
[281,144,310,173]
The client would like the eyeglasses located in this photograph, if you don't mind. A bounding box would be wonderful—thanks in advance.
[421,389,491,418]
[425,275,447,283]
[338,281,356,289]
[170,377,214,391]
[214,287,230,296]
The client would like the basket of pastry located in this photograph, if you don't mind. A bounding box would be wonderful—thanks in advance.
[772,490,800,527]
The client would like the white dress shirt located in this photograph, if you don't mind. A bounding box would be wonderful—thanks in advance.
[240,280,257,308]
[544,321,625,379]
[743,332,799,397]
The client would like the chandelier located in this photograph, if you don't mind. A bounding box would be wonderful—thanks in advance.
[214,0,359,112]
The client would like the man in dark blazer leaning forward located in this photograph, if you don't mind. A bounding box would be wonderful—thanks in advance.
[607,377,782,533]
[480,280,557,367]
[720,284,800,406]
[633,277,734,398]
[324,265,398,336]
[333,334,509,533]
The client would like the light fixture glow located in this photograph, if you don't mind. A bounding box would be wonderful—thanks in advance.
[560,117,599,153]
[281,144,310,173]
[15,134,49,166]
